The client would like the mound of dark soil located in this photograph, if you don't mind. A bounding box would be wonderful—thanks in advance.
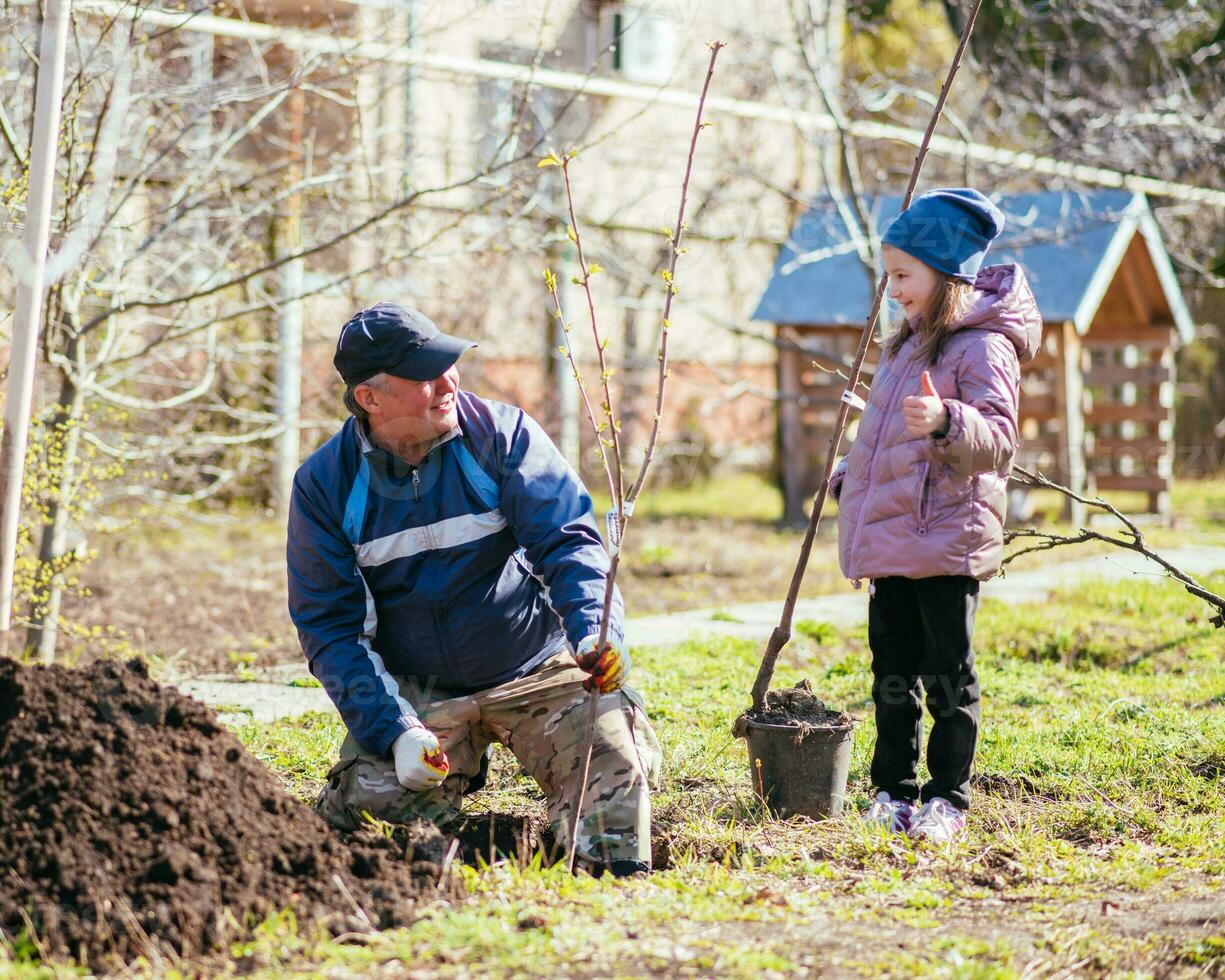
[733,679,851,736]
[0,658,449,969]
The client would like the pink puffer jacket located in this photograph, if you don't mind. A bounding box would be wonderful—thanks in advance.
[833,263,1042,582]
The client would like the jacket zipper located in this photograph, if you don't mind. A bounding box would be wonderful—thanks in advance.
[412,468,437,549]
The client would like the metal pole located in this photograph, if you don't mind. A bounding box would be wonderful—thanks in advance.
[0,0,73,658]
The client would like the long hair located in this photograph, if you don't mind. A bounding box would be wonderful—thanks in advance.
[884,274,978,366]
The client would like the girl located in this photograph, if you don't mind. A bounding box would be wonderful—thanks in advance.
[830,188,1042,842]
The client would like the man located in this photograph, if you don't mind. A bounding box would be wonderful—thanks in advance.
[287,302,660,876]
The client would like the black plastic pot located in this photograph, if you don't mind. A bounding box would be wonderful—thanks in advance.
[744,717,854,819]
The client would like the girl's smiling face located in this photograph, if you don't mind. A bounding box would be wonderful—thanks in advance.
[883,244,941,322]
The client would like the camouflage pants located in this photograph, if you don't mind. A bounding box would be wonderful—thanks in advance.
[314,653,662,867]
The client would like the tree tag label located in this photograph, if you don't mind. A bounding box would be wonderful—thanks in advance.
[840,390,867,411]
[606,510,622,556]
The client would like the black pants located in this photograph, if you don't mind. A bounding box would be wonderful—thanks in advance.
[867,575,981,811]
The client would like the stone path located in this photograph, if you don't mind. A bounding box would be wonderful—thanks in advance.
[176,545,1224,724]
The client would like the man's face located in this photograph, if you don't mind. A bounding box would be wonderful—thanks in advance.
[883,244,941,322]
[360,366,460,451]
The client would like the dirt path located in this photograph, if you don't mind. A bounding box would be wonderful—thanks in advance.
[589,882,1225,978]
[626,544,1225,644]
[175,545,1224,723]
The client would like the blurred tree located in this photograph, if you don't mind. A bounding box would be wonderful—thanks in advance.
[0,4,595,660]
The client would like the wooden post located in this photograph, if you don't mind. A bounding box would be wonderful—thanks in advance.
[1054,320,1087,526]
[553,244,583,469]
[1152,340,1175,521]
[778,335,804,523]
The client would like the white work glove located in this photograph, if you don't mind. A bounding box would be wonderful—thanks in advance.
[391,718,450,792]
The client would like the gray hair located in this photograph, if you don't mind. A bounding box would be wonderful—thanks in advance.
[342,372,392,422]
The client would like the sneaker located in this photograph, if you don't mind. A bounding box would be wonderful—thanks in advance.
[864,791,918,833]
[907,797,966,842]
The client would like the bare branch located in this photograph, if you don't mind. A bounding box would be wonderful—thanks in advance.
[540,41,726,873]
[0,101,27,167]
[1005,466,1224,628]
[543,268,616,505]
[627,46,727,505]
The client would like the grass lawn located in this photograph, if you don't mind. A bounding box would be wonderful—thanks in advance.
[11,475,1222,976]
[139,570,1225,978]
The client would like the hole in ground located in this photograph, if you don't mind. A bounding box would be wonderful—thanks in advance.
[439,812,673,871]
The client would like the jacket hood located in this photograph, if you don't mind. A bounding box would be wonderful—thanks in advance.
[956,263,1043,364]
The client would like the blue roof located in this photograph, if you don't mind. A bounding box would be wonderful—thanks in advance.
[751,189,1188,334]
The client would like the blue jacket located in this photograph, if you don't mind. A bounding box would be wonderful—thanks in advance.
[287,391,623,757]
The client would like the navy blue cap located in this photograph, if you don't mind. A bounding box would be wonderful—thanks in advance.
[882,188,1006,282]
[334,303,475,386]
